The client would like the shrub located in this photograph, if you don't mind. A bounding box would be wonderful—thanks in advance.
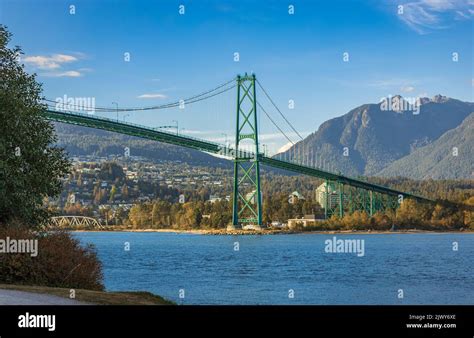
[371,212,393,231]
[0,223,103,290]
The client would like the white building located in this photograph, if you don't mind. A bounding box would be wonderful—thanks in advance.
[315,182,339,209]
[208,194,222,203]
[288,191,305,204]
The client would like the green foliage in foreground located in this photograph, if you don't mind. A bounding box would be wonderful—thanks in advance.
[0,25,70,227]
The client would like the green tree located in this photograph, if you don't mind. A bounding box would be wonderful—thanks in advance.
[99,162,125,182]
[0,25,70,227]
[128,205,143,228]
[151,202,160,227]
[109,184,117,202]
[128,203,152,228]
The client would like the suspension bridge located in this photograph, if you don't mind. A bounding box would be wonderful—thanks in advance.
[42,74,431,228]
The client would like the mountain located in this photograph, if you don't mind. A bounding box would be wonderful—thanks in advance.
[52,123,230,167]
[379,112,474,179]
[277,95,473,178]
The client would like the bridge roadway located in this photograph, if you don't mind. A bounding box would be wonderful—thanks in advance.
[44,109,430,202]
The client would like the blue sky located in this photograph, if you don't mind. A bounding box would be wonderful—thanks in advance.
[1,0,473,153]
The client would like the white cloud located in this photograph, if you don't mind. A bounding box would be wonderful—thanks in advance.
[277,142,294,154]
[401,86,415,93]
[40,70,82,77]
[137,93,168,99]
[397,0,473,34]
[23,54,78,70]
[367,78,419,88]
[23,53,88,78]
[455,10,470,18]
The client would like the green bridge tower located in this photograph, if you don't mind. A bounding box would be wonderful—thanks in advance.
[231,74,263,228]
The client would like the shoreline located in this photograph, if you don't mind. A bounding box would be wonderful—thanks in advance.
[70,228,474,235]
[0,284,174,305]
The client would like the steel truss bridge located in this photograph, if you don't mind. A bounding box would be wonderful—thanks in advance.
[43,74,431,227]
[47,216,103,229]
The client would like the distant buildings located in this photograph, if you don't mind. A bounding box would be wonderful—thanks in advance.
[245,190,257,204]
[242,224,264,230]
[208,194,222,203]
[55,156,233,213]
[288,191,305,204]
[315,182,339,209]
[270,221,287,229]
[288,214,321,229]
[125,171,138,180]
[208,194,231,203]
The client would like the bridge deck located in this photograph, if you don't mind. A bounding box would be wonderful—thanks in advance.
[44,109,431,202]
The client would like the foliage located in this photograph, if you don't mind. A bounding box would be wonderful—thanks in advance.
[0,25,70,227]
[99,162,125,182]
[0,223,103,290]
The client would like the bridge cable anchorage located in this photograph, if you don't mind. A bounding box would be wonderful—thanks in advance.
[256,78,304,141]
[42,77,236,113]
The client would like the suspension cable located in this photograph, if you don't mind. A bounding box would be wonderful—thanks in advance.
[257,101,295,146]
[43,77,236,112]
[256,78,304,140]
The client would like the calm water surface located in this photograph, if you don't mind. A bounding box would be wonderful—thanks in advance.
[74,232,474,305]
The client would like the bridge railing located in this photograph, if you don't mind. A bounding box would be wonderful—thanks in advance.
[50,109,227,147]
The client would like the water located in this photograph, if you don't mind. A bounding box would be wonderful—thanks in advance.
[74,232,474,305]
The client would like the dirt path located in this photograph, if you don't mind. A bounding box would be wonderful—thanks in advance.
[0,289,89,305]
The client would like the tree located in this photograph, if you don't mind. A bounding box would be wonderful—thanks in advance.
[0,25,70,227]
[93,184,104,204]
[76,173,82,187]
[128,205,143,228]
[463,197,474,229]
[109,184,117,202]
[151,202,160,227]
[99,162,125,182]
[396,199,431,228]
[121,184,129,199]
[114,207,129,226]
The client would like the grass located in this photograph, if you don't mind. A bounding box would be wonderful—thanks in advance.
[0,284,175,305]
